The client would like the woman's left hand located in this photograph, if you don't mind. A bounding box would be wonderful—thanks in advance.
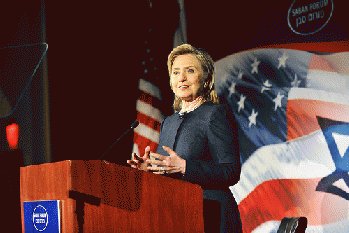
[148,146,186,175]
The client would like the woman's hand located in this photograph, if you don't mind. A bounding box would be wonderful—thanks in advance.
[148,146,186,174]
[127,146,151,171]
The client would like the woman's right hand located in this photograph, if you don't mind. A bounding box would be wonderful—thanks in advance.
[127,146,151,171]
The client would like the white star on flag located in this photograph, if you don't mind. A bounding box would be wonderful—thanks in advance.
[278,52,289,69]
[229,82,237,97]
[248,109,258,128]
[273,92,284,111]
[237,94,246,112]
[291,74,301,87]
[237,70,243,79]
[251,58,260,74]
[261,79,272,93]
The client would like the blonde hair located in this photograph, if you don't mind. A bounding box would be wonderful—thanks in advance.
[167,44,219,111]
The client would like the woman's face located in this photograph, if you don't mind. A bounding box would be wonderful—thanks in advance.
[170,54,204,102]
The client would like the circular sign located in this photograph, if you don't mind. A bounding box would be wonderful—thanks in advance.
[32,205,49,231]
[287,0,334,35]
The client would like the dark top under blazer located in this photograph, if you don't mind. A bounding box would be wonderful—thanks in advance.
[156,102,242,232]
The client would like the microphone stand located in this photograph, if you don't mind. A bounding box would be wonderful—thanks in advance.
[99,121,139,161]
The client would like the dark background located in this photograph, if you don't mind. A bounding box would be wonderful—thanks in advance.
[1,0,348,166]
[45,1,179,165]
[0,0,348,230]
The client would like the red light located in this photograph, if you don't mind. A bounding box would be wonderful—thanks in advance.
[6,123,19,149]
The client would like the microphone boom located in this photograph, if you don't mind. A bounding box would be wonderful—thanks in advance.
[99,120,139,160]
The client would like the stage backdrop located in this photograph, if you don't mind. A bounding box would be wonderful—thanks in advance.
[215,42,349,233]
[134,1,349,232]
[178,0,349,232]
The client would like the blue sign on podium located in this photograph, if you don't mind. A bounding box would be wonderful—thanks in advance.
[23,200,61,233]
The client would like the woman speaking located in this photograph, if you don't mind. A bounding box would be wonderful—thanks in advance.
[128,44,242,233]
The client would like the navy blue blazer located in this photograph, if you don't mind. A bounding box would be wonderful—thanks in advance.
[156,102,242,232]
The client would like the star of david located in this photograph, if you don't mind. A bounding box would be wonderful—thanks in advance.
[316,116,349,201]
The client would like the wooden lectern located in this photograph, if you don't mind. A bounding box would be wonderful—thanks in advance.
[20,160,204,232]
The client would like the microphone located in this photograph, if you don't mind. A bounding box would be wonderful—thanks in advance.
[99,120,139,160]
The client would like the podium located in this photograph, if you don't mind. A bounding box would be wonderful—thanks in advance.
[20,160,204,232]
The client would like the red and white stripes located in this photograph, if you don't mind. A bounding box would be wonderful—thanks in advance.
[132,78,164,158]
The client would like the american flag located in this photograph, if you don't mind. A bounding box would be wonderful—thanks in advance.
[131,4,165,158]
[132,1,185,158]
[215,45,349,232]
[132,76,163,157]
[131,22,165,156]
